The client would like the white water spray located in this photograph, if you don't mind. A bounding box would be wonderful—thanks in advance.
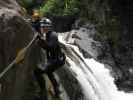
[59,34,133,100]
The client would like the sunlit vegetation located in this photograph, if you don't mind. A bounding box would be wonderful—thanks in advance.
[19,0,81,16]
[39,0,80,16]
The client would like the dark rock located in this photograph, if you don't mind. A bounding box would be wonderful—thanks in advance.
[57,64,86,100]
[0,1,35,100]
[72,33,81,40]
[49,15,76,32]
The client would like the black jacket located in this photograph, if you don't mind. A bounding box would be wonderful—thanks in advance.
[38,31,65,62]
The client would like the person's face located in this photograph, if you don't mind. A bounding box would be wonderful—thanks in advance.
[40,26,48,34]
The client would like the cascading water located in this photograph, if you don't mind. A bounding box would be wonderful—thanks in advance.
[58,33,133,100]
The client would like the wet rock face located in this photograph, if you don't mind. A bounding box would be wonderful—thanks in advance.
[64,21,133,92]
[65,23,103,59]
[0,1,34,100]
[57,67,85,100]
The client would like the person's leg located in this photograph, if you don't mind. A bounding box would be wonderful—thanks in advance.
[47,72,60,96]
[44,59,63,73]
[43,59,64,97]
[43,61,61,96]
[34,68,46,90]
[33,61,56,90]
[34,68,47,99]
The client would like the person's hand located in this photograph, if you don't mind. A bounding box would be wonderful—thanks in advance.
[36,33,42,40]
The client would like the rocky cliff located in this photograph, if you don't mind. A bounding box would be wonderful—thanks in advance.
[69,0,133,92]
[0,0,35,100]
[0,0,133,100]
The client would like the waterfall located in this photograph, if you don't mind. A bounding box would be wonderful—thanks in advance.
[58,33,133,100]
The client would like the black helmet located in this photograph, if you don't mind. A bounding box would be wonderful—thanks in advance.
[40,18,52,29]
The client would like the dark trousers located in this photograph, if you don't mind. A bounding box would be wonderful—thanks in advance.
[34,59,64,96]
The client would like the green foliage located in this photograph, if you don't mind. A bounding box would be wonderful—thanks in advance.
[63,0,80,15]
[39,0,64,16]
[39,0,80,16]
[19,0,34,9]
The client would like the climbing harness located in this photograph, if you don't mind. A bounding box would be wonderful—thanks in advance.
[0,33,38,79]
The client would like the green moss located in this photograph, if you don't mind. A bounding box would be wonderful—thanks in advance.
[39,0,80,16]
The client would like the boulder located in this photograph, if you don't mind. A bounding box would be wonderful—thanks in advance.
[0,1,35,100]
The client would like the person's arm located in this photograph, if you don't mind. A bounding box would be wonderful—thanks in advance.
[37,35,47,49]
[47,32,58,47]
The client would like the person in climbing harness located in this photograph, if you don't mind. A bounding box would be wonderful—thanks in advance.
[31,9,41,34]
[34,17,66,97]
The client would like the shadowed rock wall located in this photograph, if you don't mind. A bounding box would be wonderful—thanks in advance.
[0,1,35,100]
